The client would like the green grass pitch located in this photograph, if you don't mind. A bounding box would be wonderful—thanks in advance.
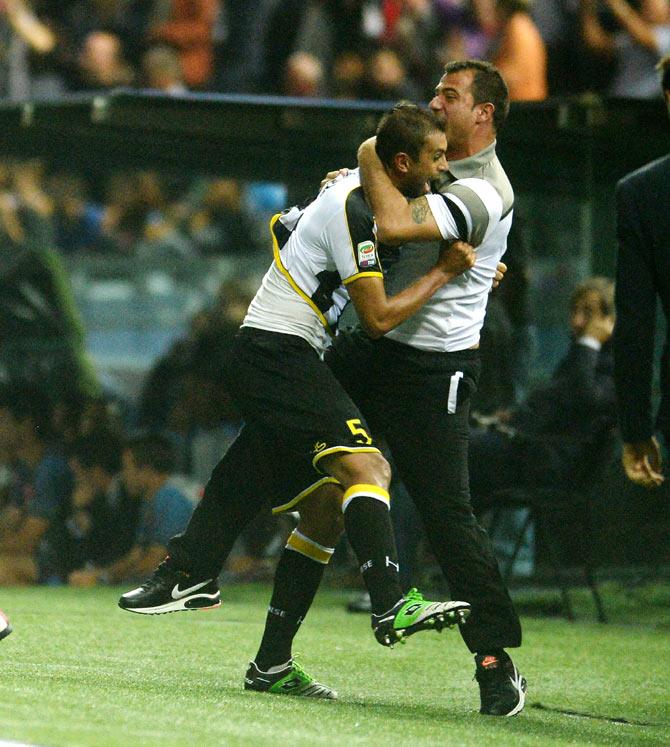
[0,583,668,746]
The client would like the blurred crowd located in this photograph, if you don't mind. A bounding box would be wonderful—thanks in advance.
[1,0,669,105]
[0,157,269,261]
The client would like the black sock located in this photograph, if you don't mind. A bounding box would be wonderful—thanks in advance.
[254,540,329,670]
[343,492,402,615]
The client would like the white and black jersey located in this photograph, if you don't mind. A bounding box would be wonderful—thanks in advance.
[383,141,514,352]
[243,171,384,355]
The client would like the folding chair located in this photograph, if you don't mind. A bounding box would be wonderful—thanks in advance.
[478,426,619,623]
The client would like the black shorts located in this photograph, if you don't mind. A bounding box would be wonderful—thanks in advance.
[224,327,381,512]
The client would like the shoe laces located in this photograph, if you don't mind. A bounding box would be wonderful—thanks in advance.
[142,561,179,590]
[403,588,425,603]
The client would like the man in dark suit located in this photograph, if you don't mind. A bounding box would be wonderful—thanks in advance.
[469,277,617,502]
[614,53,670,488]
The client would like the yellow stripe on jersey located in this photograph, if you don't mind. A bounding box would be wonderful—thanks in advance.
[269,213,335,338]
[342,270,384,285]
[341,483,390,512]
[286,529,335,564]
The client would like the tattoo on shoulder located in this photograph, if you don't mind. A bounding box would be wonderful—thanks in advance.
[410,198,430,225]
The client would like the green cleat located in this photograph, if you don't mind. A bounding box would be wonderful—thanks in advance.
[371,588,470,647]
[244,659,337,699]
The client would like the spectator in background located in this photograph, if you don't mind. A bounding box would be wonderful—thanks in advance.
[469,277,617,505]
[613,54,670,487]
[580,0,670,98]
[74,30,133,91]
[0,160,100,400]
[0,0,56,100]
[488,0,548,100]
[361,47,422,100]
[148,0,217,90]
[69,433,194,587]
[64,429,141,574]
[282,51,324,97]
[49,173,108,254]
[331,50,366,99]
[141,43,187,94]
[187,178,262,257]
[0,386,73,585]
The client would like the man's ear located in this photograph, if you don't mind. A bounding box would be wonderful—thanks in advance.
[392,152,412,174]
[475,102,494,124]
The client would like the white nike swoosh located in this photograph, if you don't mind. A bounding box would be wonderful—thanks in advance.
[171,580,211,600]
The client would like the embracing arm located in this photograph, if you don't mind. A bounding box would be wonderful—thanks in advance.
[358,138,444,245]
[347,240,474,338]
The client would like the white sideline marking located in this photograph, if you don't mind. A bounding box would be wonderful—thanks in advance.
[0,740,39,746]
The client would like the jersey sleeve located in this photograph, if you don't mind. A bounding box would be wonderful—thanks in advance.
[326,187,383,285]
[426,177,503,247]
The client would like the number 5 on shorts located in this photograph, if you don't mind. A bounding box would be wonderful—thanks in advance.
[346,418,372,445]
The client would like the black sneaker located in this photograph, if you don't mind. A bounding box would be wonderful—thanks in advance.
[244,659,337,699]
[371,588,470,646]
[118,561,221,615]
[0,610,12,641]
[475,652,527,716]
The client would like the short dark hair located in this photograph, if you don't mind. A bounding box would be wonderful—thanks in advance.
[70,430,122,474]
[443,59,510,132]
[125,433,176,474]
[657,53,670,92]
[375,102,445,167]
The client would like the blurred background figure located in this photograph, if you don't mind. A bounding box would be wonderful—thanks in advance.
[488,0,549,100]
[469,277,617,506]
[0,386,72,586]
[68,433,194,587]
[148,0,217,90]
[580,0,670,98]
[361,46,422,100]
[74,30,134,91]
[141,43,187,94]
[64,429,140,578]
[282,51,324,98]
[0,0,57,101]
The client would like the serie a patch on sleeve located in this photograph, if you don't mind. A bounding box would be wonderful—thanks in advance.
[357,240,377,268]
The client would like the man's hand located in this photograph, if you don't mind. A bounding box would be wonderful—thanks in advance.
[622,437,664,488]
[320,168,350,189]
[492,261,507,289]
[436,240,475,277]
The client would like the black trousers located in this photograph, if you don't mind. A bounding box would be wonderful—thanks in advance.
[326,329,522,653]
[169,327,522,652]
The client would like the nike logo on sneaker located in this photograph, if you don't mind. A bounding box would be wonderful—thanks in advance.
[171,580,212,599]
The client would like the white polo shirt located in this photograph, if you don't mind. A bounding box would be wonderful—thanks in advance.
[383,141,514,352]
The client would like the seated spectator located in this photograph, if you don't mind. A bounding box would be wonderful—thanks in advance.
[282,51,324,97]
[64,430,141,575]
[580,0,670,98]
[469,277,617,504]
[148,0,217,90]
[73,30,134,91]
[187,178,262,257]
[360,47,422,101]
[68,433,194,587]
[0,386,73,585]
[49,173,108,254]
[141,44,187,94]
[331,51,365,99]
